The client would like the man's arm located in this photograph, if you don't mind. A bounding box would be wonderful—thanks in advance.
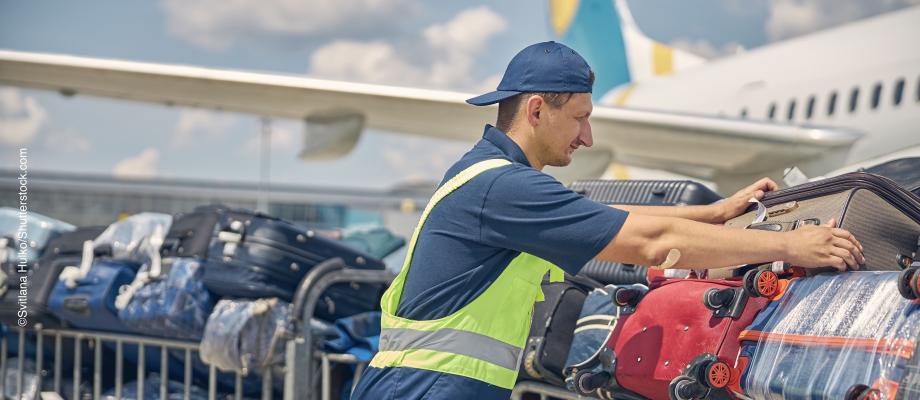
[613,204,723,224]
[595,213,865,271]
[610,177,780,224]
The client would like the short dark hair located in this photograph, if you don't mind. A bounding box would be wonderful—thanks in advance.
[495,70,595,132]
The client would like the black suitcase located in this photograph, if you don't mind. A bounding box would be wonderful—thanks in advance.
[180,205,387,321]
[570,180,722,284]
[862,157,920,195]
[519,274,600,387]
[725,172,920,272]
[0,226,106,328]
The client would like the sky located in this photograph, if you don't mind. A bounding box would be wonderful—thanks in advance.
[1,0,917,190]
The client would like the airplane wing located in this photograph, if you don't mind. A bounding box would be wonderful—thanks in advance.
[0,50,862,187]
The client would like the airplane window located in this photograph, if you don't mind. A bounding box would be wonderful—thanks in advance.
[787,99,796,121]
[768,103,776,119]
[805,96,815,119]
[871,82,882,109]
[893,78,904,106]
[740,108,748,118]
[827,92,837,116]
[849,87,859,113]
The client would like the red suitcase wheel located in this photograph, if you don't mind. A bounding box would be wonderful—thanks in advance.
[703,360,731,389]
[754,270,779,297]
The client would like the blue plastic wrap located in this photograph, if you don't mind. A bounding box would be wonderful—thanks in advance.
[200,298,291,375]
[93,212,171,263]
[118,258,215,340]
[740,272,920,399]
[563,283,647,374]
[0,207,74,263]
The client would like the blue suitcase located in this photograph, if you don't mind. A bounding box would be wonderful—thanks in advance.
[118,257,215,340]
[48,259,139,333]
[197,206,387,320]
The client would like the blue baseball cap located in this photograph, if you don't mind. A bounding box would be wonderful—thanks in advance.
[466,41,593,106]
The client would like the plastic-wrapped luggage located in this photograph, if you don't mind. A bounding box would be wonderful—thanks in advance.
[117,258,215,340]
[519,274,599,387]
[564,283,649,381]
[48,259,139,332]
[570,180,721,284]
[0,208,74,265]
[91,212,172,264]
[185,205,386,320]
[738,272,920,400]
[565,277,772,400]
[0,225,106,328]
[200,298,291,375]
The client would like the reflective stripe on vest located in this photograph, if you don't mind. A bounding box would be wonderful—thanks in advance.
[369,159,565,389]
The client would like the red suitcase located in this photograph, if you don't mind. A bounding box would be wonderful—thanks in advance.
[566,276,778,400]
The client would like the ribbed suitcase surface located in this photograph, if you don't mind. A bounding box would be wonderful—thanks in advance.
[725,173,920,272]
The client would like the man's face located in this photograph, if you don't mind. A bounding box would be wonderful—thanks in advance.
[535,93,593,167]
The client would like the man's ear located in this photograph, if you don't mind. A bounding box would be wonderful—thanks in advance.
[525,95,544,127]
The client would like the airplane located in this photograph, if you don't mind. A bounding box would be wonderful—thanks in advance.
[1,1,917,193]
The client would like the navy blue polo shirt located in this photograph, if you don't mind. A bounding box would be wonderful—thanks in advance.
[352,125,629,400]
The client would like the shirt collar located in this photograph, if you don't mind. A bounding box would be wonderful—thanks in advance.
[482,124,531,167]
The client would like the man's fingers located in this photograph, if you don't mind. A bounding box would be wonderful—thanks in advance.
[829,247,857,270]
[761,177,779,192]
[833,237,865,266]
[830,227,863,253]
[823,218,837,228]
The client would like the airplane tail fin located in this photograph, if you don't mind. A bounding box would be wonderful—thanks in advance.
[549,0,706,100]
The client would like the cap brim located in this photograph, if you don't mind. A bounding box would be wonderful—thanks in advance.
[465,90,521,106]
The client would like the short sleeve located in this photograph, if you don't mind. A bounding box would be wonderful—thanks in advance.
[480,167,629,275]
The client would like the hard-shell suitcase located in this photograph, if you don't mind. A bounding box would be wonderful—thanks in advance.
[566,277,772,400]
[862,157,920,195]
[570,180,722,285]
[724,172,920,272]
[0,226,106,328]
[48,259,139,332]
[202,208,387,320]
[737,272,920,400]
[519,274,600,386]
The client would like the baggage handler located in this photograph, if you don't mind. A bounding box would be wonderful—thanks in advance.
[351,41,865,400]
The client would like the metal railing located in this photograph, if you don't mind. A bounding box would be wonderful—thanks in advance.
[511,381,590,400]
[0,258,393,400]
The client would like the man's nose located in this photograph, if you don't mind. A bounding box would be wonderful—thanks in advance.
[580,122,593,147]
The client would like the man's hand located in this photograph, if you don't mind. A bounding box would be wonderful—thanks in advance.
[784,218,865,271]
[713,177,779,223]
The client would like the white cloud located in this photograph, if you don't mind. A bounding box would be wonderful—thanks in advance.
[766,0,920,41]
[43,130,91,153]
[160,0,417,50]
[172,109,238,148]
[670,39,744,59]
[308,6,507,91]
[113,148,160,178]
[309,41,427,87]
[0,88,47,146]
